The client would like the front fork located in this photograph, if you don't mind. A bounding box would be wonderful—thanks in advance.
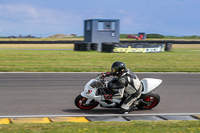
[81,91,95,105]
[85,99,93,105]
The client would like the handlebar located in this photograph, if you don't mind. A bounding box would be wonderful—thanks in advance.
[97,72,113,78]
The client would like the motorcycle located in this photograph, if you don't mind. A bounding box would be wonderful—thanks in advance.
[75,74,162,111]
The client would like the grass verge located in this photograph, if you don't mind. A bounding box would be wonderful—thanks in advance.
[0,121,200,133]
[173,44,200,51]
[0,50,199,72]
[0,44,74,49]
[0,44,199,72]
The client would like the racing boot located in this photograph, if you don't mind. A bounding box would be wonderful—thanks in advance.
[119,108,129,114]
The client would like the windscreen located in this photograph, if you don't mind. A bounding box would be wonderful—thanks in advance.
[90,80,104,88]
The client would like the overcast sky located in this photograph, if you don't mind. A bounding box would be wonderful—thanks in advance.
[0,0,200,37]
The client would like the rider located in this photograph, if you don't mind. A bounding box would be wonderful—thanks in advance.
[102,61,142,114]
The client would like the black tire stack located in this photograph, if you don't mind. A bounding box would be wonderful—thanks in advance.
[101,42,119,53]
[165,43,172,51]
[74,42,97,51]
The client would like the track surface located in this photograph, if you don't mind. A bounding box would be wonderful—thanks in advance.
[0,72,199,116]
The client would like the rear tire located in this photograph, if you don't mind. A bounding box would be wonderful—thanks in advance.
[74,95,99,110]
[137,91,160,110]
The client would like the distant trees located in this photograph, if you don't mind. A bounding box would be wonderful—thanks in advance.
[8,35,36,38]
[121,34,200,39]
[146,34,165,38]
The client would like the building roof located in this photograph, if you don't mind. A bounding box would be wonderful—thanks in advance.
[85,19,120,22]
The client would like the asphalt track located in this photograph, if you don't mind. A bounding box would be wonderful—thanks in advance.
[0,72,199,117]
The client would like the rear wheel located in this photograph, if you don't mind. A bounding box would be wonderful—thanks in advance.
[75,95,99,110]
[137,92,160,110]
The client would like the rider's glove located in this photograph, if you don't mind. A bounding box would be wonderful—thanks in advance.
[104,94,113,100]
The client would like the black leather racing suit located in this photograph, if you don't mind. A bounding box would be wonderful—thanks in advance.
[108,69,142,111]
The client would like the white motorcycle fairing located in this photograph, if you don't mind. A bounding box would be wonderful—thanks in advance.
[81,79,121,107]
[81,79,97,99]
[141,78,162,94]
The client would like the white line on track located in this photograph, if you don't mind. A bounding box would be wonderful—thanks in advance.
[0,72,199,74]
[1,113,200,118]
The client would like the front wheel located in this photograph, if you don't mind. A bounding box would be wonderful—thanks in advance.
[137,91,160,110]
[74,95,99,110]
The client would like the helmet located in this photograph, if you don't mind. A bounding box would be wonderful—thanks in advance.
[111,61,126,76]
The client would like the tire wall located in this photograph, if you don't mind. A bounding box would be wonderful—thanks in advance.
[74,42,166,53]
[74,43,98,51]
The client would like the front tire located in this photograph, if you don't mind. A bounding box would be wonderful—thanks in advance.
[74,95,99,110]
[137,91,160,110]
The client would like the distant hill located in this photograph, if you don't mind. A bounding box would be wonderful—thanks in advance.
[47,34,77,38]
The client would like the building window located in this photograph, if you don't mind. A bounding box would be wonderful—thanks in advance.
[98,22,104,30]
[111,22,116,30]
[86,21,91,31]
[98,21,116,31]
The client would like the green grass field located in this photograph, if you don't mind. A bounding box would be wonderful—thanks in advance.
[0,44,199,72]
[0,121,200,133]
